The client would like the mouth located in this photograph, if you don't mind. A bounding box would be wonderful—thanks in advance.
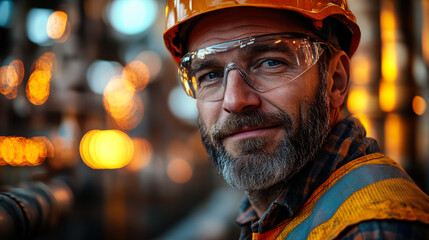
[225,125,281,141]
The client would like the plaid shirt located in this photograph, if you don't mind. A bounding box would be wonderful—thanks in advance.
[236,116,429,239]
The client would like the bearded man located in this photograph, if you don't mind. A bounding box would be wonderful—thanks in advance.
[163,1,429,239]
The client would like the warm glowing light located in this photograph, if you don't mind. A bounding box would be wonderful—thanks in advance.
[26,70,51,105]
[126,138,153,172]
[347,88,368,114]
[381,43,397,82]
[167,158,193,184]
[122,60,150,92]
[47,11,68,39]
[32,52,56,72]
[135,51,162,80]
[103,76,144,130]
[379,82,396,112]
[79,130,134,169]
[0,59,24,98]
[422,0,429,64]
[0,136,53,166]
[412,96,427,116]
[380,0,397,82]
[384,114,404,164]
[355,114,374,138]
[351,55,371,85]
[26,52,56,105]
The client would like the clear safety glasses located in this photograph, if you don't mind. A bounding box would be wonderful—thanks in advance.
[178,32,332,101]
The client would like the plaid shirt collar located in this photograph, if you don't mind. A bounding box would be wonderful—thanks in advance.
[236,116,380,237]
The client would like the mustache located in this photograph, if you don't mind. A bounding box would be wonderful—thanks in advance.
[209,111,293,141]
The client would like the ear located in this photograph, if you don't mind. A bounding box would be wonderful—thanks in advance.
[327,51,350,109]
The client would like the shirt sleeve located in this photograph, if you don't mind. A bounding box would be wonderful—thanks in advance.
[336,220,429,240]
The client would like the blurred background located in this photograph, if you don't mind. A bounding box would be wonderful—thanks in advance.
[0,0,428,239]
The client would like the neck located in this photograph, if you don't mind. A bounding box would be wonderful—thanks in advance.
[245,181,286,218]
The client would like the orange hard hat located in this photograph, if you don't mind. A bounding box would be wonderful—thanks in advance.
[163,0,361,64]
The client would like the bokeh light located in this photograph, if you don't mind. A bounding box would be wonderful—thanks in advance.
[384,114,404,165]
[379,82,396,112]
[0,136,53,166]
[347,88,369,114]
[79,130,134,169]
[122,60,150,92]
[87,60,122,95]
[26,70,51,105]
[135,51,162,80]
[380,1,397,83]
[107,0,158,35]
[103,75,144,130]
[126,138,153,172]
[27,8,55,46]
[168,86,198,124]
[0,1,13,27]
[167,158,193,184]
[26,52,56,105]
[412,96,427,116]
[0,59,24,99]
[47,11,69,40]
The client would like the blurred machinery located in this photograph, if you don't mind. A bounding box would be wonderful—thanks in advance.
[0,178,73,240]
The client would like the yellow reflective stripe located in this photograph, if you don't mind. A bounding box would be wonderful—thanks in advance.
[271,153,393,239]
[308,178,429,239]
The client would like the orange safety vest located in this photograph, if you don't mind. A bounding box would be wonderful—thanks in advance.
[252,153,429,240]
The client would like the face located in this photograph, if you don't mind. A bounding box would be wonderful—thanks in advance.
[188,8,332,191]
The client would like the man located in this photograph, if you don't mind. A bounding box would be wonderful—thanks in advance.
[163,1,429,239]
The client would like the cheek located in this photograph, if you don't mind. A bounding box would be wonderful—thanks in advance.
[197,101,222,129]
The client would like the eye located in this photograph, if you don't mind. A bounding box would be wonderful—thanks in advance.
[264,59,282,67]
[252,58,289,73]
[198,71,223,86]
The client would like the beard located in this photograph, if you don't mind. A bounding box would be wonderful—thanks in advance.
[198,72,331,191]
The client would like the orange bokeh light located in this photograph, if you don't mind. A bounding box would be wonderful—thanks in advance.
[103,76,144,130]
[0,59,24,98]
[123,60,150,92]
[347,88,369,114]
[26,70,51,105]
[0,136,53,166]
[32,52,56,73]
[26,52,56,105]
[79,130,134,169]
[379,82,396,112]
[47,11,69,40]
[412,96,427,116]
[167,158,193,184]
[126,138,153,172]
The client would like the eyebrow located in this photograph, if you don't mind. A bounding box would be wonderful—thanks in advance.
[188,41,297,72]
[190,57,223,74]
[239,43,297,60]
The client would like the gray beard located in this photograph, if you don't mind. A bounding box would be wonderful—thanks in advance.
[198,75,331,191]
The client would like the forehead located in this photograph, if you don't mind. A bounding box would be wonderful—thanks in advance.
[187,7,317,52]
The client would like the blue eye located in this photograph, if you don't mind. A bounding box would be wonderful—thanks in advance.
[207,72,222,79]
[198,71,223,86]
[265,59,282,67]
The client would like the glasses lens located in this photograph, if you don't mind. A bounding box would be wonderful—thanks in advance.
[178,33,325,101]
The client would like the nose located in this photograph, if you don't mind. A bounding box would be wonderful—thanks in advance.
[222,69,261,113]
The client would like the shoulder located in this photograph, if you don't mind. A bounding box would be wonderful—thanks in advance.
[337,220,429,240]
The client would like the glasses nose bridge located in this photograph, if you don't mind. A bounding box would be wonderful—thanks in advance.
[223,62,254,89]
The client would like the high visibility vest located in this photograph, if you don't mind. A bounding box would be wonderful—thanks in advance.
[252,153,429,240]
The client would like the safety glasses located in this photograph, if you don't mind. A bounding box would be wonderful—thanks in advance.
[178,32,331,101]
